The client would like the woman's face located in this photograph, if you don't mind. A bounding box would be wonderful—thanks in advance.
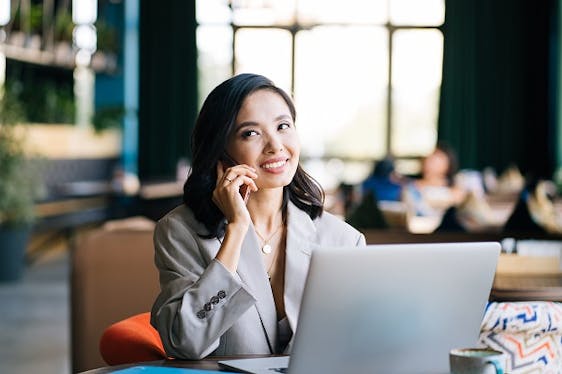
[422,149,450,179]
[225,89,300,190]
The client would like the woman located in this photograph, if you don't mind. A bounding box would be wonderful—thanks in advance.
[150,74,365,359]
[404,143,466,216]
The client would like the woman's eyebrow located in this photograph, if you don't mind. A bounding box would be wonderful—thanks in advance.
[275,114,292,121]
[234,121,258,131]
[235,114,293,131]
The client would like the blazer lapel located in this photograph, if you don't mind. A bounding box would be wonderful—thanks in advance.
[235,226,278,353]
[284,202,317,334]
[232,202,319,352]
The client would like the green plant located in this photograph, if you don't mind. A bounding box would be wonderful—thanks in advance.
[5,65,75,124]
[54,10,74,42]
[92,106,125,132]
[0,91,41,227]
[29,4,43,34]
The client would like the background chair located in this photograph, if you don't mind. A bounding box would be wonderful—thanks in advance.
[99,312,166,365]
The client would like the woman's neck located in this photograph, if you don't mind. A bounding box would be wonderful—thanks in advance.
[418,175,448,187]
[247,188,284,230]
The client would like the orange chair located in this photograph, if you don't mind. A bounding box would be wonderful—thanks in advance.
[99,312,167,365]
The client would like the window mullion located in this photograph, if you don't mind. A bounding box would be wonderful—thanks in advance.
[386,23,394,156]
[290,26,297,97]
[228,1,235,76]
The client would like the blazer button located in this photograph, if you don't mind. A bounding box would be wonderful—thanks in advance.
[204,302,212,311]
[217,290,226,299]
[210,296,220,305]
[196,310,206,319]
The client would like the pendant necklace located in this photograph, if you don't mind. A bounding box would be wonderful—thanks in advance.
[266,243,282,280]
[255,223,284,254]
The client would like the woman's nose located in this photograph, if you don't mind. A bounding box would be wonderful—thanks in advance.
[265,134,283,153]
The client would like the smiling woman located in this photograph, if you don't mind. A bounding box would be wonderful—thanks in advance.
[150,73,366,360]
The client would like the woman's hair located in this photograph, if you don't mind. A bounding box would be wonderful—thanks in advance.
[183,73,324,238]
[372,156,396,178]
[435,141,459,185]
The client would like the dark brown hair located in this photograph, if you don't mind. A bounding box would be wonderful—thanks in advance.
[435,141,459,185]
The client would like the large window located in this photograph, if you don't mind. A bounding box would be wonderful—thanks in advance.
[196,0,444,186]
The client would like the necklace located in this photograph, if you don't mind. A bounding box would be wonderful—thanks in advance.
[255,223,284,254]
[266,243,283,280]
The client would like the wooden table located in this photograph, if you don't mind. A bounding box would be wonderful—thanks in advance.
[490,273,562,302]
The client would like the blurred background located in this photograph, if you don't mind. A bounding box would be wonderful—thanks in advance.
[1,0,562,373]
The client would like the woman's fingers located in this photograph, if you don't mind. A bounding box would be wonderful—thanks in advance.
[232,175,258,192]
[219,175,258,196]
[219,164,258,187]
[212,162,258,222]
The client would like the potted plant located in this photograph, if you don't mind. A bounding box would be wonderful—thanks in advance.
[0,88,39,282]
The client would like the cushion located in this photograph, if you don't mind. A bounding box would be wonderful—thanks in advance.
[100,312,166,365]
[480,302,562,372]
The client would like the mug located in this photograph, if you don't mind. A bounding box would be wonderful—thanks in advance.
[449,348,506,374]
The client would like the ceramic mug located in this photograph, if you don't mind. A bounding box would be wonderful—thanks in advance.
[449,348,506,374]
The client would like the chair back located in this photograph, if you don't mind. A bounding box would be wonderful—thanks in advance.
[71,217,159,372]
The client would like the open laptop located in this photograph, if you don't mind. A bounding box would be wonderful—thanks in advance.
[219,242,500,374]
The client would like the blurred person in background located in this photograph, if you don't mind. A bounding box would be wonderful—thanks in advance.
[361,155,405,202]
[404,142,466,216]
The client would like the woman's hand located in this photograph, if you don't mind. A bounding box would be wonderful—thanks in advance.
[212,161,258,227]
[213,161,259,273]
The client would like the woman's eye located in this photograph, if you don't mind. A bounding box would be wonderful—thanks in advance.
[278,122,291,130]
[241,130,258,138]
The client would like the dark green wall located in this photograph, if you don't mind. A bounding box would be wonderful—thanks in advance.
[138,1,197,180]
[438,0,557,180]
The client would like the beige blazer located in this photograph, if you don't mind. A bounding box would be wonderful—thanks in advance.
[150,202,366,359]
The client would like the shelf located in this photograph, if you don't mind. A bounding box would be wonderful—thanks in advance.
[3,36,117,73]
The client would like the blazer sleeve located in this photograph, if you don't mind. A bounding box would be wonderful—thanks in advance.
[150,214,257,359]
[356,232,366,247]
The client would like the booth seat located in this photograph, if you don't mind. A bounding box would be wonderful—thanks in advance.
[480,302,562,373]
[71,217,159,373]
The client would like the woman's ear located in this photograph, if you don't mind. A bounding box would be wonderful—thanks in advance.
[216,161,224,181]
[221,152,237,168]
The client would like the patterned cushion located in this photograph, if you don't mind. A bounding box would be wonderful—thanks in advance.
[479,302,562,373]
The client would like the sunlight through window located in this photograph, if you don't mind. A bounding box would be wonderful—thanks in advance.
[196,0,445,185]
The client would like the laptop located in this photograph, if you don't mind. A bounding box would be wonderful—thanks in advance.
[219,242,500,374]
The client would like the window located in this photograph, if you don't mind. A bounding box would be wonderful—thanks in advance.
[196,0,444,186]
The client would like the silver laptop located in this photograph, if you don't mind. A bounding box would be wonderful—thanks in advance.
[219,242,500,374]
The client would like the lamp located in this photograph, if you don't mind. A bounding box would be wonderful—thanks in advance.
[72,0,97,25]
[0,0,10,100]
[71,0,98,128]
[72,0,98,62]
[73,24,97,52]
[0,0,10,27]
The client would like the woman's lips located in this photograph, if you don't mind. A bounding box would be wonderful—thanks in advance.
[260,159,288,173]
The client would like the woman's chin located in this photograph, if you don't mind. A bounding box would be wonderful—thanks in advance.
[258,177,293,190]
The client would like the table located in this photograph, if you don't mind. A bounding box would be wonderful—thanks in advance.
[82,355,282,373]
[490,273,562,302]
